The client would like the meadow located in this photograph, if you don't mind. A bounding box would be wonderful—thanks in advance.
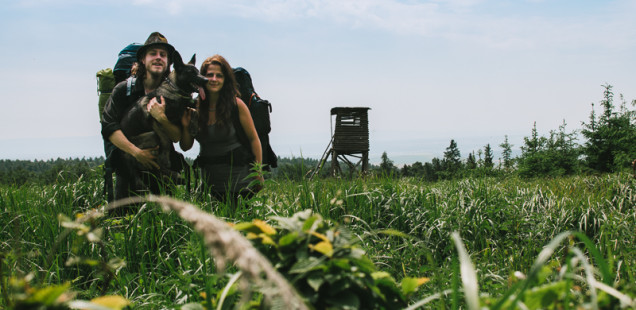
[1,167,635,309]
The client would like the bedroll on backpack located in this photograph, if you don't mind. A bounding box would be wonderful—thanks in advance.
[96,68,115,122]
[233,67,278,170]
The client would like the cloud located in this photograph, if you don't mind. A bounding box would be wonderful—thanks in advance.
[118,0,635,51]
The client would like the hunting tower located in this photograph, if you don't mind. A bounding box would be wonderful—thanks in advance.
[311,107,371,178]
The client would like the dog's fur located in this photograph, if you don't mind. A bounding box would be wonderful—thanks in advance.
[120,51,207,190]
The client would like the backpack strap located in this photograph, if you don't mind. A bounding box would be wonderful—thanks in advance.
[250,92,272,112]
[232,101,249,148]
[126,76,137,96]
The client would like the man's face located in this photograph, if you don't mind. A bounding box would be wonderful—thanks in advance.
[142,47,169,77]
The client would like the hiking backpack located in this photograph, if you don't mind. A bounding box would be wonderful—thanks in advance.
[113,43,142,83]
[233,67,278,170]
[96,43,142,122]
[96,43,142,202]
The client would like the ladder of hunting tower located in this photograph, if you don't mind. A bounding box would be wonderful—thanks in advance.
[310,107,370,179]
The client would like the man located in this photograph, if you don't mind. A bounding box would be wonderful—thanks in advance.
[101,32,183,202]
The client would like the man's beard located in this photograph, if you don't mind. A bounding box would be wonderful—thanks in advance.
[146,62,167,79]
[148,67,165,79]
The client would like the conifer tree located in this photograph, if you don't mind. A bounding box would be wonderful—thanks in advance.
[466,152,477,170]
[483,144,494,169]
[517,121,579,177]
[443,139,462,175]
[379,151,396,176]
[581,84,636,172]
[499,135,514,170]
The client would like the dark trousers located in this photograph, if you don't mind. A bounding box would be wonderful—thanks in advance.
[110,169,168,216]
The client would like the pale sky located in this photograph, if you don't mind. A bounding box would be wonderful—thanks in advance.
[1,0,635,164]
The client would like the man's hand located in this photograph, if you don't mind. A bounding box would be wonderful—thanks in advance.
[147,96,167,121]
[133,146,160,170]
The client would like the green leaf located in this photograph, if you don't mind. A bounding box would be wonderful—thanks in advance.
[350,255,376,273]
[373,274,397,288]
[331,258,351,271]
[309,240,333,258]
[400,277,419,296]
[327,292,360,309]
[523,281,567,309]
[232,222,259,234]
[289,257,326,274]
[371,271,392,280]
[307,275,324,292]
[279,231,299,247]
[27,282,70,305]
[302,214,321,231]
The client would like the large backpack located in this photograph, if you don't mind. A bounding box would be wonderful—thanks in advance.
[96,43,142,122]
[113,43,142,83]
[96,43,141,202]
[233,67,278,170]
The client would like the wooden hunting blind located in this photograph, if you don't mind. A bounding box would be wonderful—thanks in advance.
[311,107,371,178]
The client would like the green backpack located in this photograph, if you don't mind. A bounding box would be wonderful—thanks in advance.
[96,68,115,122]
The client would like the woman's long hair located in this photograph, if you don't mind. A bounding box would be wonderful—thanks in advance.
[198,55,240,131]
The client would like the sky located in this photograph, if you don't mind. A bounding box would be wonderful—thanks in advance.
[1,0,635,165]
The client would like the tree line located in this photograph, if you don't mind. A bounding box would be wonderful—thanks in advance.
[1,85,633,185]
[381,84,636,180]
[0,157,104,186]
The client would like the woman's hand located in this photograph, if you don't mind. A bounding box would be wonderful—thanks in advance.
[181,107,193,128]
[253,174,264,192]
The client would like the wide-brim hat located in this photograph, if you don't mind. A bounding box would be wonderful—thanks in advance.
[136,32,175,62]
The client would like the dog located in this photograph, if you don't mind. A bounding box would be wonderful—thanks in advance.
[120,50,207,190]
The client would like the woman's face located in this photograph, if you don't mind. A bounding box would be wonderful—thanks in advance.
[204,64,224,94]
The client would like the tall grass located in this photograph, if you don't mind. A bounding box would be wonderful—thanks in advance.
[0,169,634,308]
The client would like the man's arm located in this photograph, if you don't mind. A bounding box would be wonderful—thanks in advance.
[101,82,159,169]
[109,130,159,170]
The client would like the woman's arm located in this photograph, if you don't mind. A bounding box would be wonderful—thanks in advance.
[237,98,262,164]
[180,107,195,151]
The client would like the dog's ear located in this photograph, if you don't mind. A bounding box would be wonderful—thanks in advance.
[172,50,184,69]
[188,54,196,66]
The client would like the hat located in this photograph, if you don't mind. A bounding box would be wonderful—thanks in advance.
[136,32,175,62]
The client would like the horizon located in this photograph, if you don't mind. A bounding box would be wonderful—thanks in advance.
[0,133,525,166]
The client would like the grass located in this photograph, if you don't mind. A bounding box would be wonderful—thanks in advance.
[0,168,635,308]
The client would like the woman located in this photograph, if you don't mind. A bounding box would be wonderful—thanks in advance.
[180,54,263,204]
